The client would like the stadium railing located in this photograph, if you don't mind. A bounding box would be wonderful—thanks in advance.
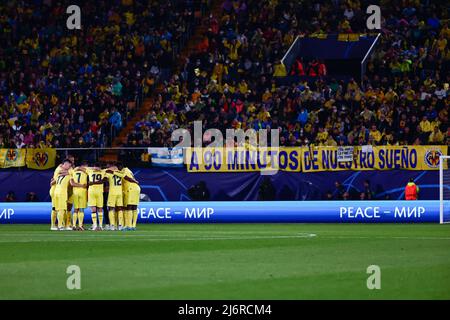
[56,147,149,167]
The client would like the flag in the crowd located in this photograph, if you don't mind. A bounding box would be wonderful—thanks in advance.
[148,147,184,168]
[7,117,17,127]
[26,148,56,170]
[0,149,26,168]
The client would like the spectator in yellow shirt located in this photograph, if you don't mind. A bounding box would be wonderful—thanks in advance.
[384,87,399,103]
[324,135,337,146]
[238,80,248,94]
[435,34,447,53]
[404,86,416,101]
[223,39,241,61]
[428,126,444,144]
[369,125,382,143]
[419,116,432,133]
[347,78,359,92]
[316,127,328,142]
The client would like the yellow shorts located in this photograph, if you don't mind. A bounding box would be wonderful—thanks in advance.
[125,187,141,206]
[107,194,123,208]
[55,194,68,211]
[73,188,88,209]
[50,186,56,207]
[88,190,103,208]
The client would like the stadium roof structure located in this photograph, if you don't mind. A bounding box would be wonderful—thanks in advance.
[282,33,381,82]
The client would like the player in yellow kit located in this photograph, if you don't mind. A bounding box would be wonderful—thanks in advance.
[49,155,74,230]
[53,159,73,230]
[86,164,106,231]
[105,163,125,231]
[70,161,89,231]
[67,181,74,229]
[119,163,141,231]
[50,166,63,231]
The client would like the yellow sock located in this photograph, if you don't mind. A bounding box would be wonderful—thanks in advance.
[115,211,119,226]
[132,210,138,228]
[57,210,65,228]
[51,210,57,228]
[98,211,103,226]
[65,211,72,228]
[109,210,116,227]
[72,211,78,227]
[118,210,124,227]
[78,211,84,227]
[128,210,133,228]
[91,212,97,226]
[126,210,132,228]
[123,210,128,227]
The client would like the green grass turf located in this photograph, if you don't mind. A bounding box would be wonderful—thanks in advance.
[0,224,449,299]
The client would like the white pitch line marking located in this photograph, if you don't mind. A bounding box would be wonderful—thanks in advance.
[0,233,318,243]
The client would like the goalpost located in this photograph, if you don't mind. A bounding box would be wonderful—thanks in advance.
[440,155,450,224]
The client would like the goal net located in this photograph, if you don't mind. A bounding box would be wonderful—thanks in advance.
[440,156,450,224]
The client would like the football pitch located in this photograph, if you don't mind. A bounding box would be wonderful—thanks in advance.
[0,224,449,300]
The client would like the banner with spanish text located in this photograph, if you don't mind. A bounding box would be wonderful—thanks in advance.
[25,148,56,170]
[186,148,302,173]
[0,149,26,168]
[301,145,448,172]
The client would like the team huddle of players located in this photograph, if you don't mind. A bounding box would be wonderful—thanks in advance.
[49,156,141,231]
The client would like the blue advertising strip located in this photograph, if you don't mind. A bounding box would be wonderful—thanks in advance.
[0,201,444,224]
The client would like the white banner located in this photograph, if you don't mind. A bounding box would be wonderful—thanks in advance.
[148,148,184,167]
[337,146,354,162]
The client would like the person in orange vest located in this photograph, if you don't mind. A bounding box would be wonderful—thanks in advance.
[405,178,420,200]
[290,58,305,76]
[318,60,327,77]
[308,59,319,77]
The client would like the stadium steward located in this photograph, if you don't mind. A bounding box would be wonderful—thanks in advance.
[405,178,420,201]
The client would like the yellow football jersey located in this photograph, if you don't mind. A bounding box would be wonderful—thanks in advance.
[52,165,63,180]
[71,167,88,187]
[122,167,136,185]
[54,169,73,196]
[106,170,125,196]
[50,165,63,190]
[87,168,105,192]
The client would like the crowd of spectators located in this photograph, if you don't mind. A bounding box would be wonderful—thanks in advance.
[0,0,203,150]
[0,0,447,153]
[125,0,449,149]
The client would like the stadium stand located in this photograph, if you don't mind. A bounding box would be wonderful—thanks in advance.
[0,0,448,202]
[0,0,207,154]
[119,0,448,154]
[0,0,448,163]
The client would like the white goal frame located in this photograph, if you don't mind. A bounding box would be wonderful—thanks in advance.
[440,155,450,224]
